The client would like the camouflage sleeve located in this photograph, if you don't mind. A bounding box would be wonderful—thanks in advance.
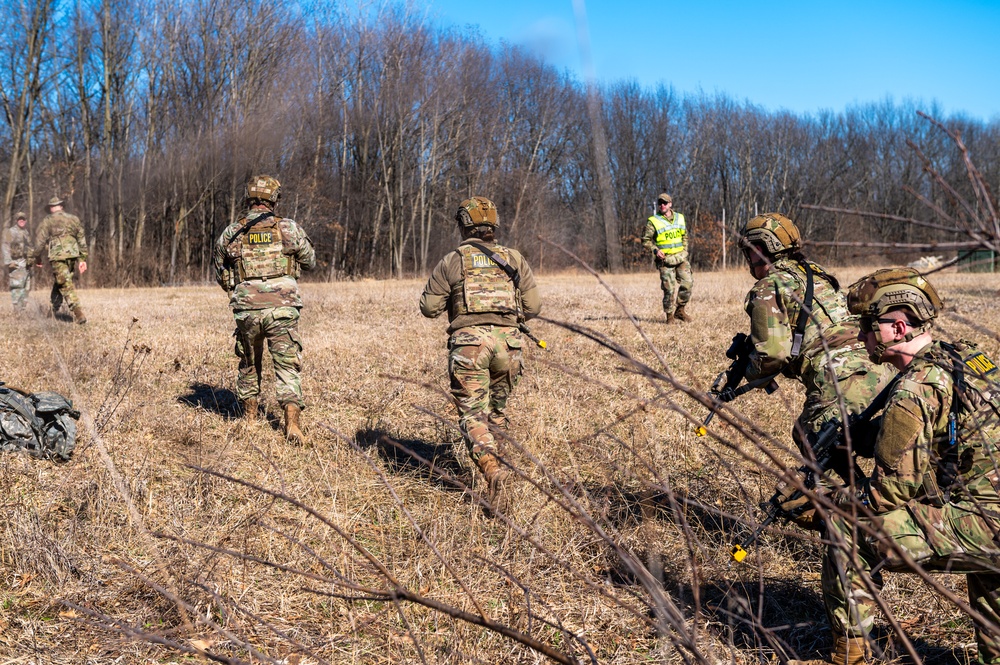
[512,251,541,320]
[213,225,236,291]
[31,218,49,262]
[1,228,11,265]
[869,380,945,511]
[420,252,458,319]
[74,216,88,261]
[640,219,657,254]
[681,214,689,252]
[744,277,793,380]
[284,220,316,272]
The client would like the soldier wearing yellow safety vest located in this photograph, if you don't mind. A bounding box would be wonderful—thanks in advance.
[641,193,693,323]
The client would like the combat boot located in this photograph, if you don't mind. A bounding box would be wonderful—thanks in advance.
[674,305,692,322]
[788,635,871,665]
[241,398,258,422]
[72,306,87,324]
[476,453,511,515]
[664,312,676,324]
[284,404,305,444]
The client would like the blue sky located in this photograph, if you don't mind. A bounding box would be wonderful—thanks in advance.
[423,0,1000,121]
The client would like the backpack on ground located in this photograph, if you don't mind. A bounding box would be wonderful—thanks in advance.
[0,383,81,461]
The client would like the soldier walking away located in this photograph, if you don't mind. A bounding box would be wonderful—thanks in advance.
[641,193,693,323]
[32,197,88,323]
[737,213,894,527]
[787,268,1000,665]
[420,196,541,512]
[213,175,316,443]
[2,211,31,310]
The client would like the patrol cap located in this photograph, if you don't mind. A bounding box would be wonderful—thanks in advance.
[656,193,672,205]
[246,175,281,204]
[456,196,499,227]
[740,212,801,256]
[48,196,63,207]
[847,267,943,323]
[14,211,26,220]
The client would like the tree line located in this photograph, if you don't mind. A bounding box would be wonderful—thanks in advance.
[1,0,996,285]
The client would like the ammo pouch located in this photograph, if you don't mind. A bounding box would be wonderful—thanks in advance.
[0,386,81,461]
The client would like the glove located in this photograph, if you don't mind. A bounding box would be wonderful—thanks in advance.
[773,487,824,532]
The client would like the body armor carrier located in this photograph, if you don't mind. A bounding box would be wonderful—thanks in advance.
[456,244,518,316]
[46,213,81,260]
[231,216,293,281]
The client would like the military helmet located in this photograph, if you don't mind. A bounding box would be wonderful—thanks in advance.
[246,175,281,204]
[847,267,943,323]
[740,213,801,256]
[48,196,63,208]
[656,193,672,205]
[456,196,499,227]
[14,211,26,220]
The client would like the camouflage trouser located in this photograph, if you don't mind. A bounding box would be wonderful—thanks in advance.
[823,503,1000,663]
[796,345,896,449]
[657,259,692,316]
[50,259,81,312]
[8,263,29,310]
[233,306,304,408]
[448,325,523,462]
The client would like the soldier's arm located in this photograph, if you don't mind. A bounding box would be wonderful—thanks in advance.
[1,229,11,265]
[513,252,541,320]
[681,215,689,252]
[213,227,235,290]
[75,217,89,261]
[30,220,48,263]
[745,279,792,380]
[290,223,317,272]
[419,253,456,319]
[640,219,657,254]
[868,386,942,511]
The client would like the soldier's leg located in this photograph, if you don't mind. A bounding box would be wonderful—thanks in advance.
[264,308,304,408]
[234,312,265,402]
[9,266,28,310]
[488,327,524,432]
[675,259,693,306]
[448,327,496,462]
[659,265,678,318]
[968,573,1000,664]
[50,262,65,311]
[54,259,81,311]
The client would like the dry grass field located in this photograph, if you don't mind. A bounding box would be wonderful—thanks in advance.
[1,266,999,664]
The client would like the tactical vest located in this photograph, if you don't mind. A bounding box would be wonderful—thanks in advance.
[773,259,851,355]
[233,216,293,281]
[455,243,518,316]
[648,213,686,254]
[45,213,81,260]
[6,227,30,260]
[910,341,1000,506]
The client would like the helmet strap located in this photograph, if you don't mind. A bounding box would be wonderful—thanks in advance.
[870,322,929,363]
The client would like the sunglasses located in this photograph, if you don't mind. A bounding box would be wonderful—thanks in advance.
[859,317,905,333]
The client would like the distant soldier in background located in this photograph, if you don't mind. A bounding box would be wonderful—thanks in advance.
[420,196,541,507]
[737,213,895,525]
[214,175,316,443]
[2,211,31,310]
[641,193,693,323]
[32,197,88,324]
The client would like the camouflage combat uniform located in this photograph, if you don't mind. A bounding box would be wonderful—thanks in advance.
[1,222,31,309]
[641,211,692,318]
[823,340,1000,663]
[744,258,895,443]
[420,239,541,463]
[213,209,316,408]
[32,210,87,314]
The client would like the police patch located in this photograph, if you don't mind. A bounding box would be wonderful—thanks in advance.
[471,254,493,268]
[248,231,273,244]
[964,351,998,377]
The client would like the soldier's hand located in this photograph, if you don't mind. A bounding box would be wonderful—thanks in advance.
[78,261,87,274]
[655,249,666,260]
[6,263,15,270]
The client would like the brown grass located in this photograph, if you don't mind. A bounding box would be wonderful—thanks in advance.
[0,266,996,663]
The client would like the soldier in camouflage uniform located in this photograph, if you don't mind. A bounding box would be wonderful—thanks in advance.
[213,175,316,443]
[641,193,693,323]
[32,197,88,323]
[2,211,31,310]
[738,214,895,526]
[789,269,1000,665]
[420,196,541,503]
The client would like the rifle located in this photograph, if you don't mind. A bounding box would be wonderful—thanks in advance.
[519,323,547,349]
[730,377,897,562]
[696,332,778,436]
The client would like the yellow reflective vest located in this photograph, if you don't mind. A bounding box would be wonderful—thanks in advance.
[648,213,686,254]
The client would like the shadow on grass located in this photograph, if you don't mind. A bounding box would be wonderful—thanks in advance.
[177,382,241,420]
[355,428,470,491]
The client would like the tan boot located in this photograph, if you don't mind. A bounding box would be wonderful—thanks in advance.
[72,306,87,324]
[664,312,676,324]
[476,452,511,515]
[675,305,692,322]
[284,404,304,444]
[241,398,258,422]
[788,635,871,665]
